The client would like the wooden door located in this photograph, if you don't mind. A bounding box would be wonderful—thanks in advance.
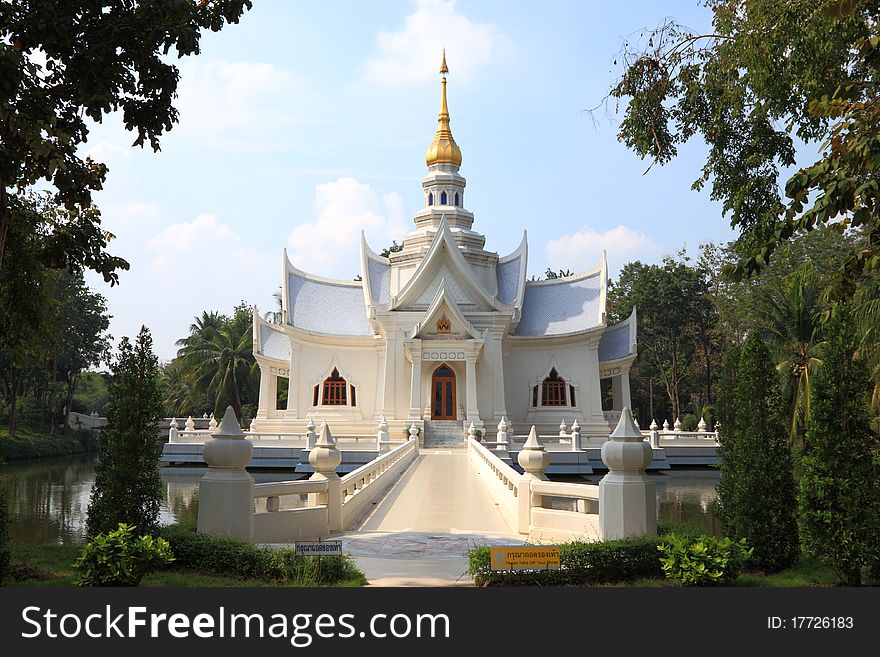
[431,365,456,420]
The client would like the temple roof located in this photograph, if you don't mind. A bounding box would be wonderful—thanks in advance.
[359,234,392,311]
[513,255,607,337]
[253,314,290,362]
[496,231,527,307]
[598,306,637,362]
[283,251,373,337]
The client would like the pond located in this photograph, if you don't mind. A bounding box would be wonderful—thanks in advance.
[0,455,721,544]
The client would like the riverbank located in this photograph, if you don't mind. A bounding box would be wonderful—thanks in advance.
[0,428,99,461]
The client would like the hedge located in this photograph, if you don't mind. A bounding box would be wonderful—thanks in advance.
[0,428,99,460]
[158,523,365,586]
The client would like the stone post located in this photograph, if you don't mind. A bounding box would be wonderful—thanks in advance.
[516,426,549,535]
[168,418,179,443]
[467,422,476,441]
[376,415,389,452]
[185,416,195,433]
[197,406,255,541]
[305,418,317,449]
[309,422,342,534]
[496,416,509,453]
[209,414,219,431]
[409,422,420,441]
[697,416,707,433]
[673,417,682,433]
[570,419,581,451]
[662,419,670,432]
[649,419,660,448]
[599,407,657,540]
[559,419,568,438]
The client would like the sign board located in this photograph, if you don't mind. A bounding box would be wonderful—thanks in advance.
[295,541,343,557]
[490,546,560,570]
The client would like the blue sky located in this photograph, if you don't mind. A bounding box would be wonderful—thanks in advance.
[82,0,737,361]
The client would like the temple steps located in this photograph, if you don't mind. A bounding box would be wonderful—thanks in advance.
[423,420,466,448]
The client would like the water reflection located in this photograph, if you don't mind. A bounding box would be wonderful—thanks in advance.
[2,456,722,544]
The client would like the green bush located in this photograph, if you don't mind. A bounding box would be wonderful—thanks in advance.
[658,533,752,586]
[716,333,799,573]
[680,413,699,432]
[158,523,365,585]
[76,523,174,587]
[0,428,99,460]
[0,479,10,584]
[798,309,880,586]
[467,535,664,586]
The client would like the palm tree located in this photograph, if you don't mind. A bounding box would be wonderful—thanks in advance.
[184,321,256,421]
[264,288,283,324]
[175,310,226,353]
[851,272,880,414]
[755,266,824,446]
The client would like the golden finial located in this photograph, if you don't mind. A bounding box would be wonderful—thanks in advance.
[426,50,462,167]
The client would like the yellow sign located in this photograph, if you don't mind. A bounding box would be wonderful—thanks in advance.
[490,546,561,570]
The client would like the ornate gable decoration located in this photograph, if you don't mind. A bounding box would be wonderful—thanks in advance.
[437,316,451,333]
[413,280,477,340]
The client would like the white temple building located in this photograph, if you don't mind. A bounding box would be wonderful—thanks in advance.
[251,53,637,443]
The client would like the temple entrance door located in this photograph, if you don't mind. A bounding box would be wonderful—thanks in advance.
[431,365,456,420]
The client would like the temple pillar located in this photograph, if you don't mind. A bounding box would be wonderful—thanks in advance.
[489,329,508,420]
[587,337,605,424]
[465,355,479,421]
[408,347,422,420]
[256,364,272,419]
[611,370,633,412]
[286,339,300,417]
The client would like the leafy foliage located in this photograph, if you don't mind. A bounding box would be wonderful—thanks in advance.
[86,327,164,538]
[158,524,365,585]
[716,332,800,573]
[0,1,253,278]
[0,479,9,584]
[467,535,664,586]
[798,307,880,586]
[658,533,752,586]
[604,0,879,299]
[75,523,173,587]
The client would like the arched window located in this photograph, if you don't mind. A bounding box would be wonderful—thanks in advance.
[440,191,447,205]
[454,192,460,206]
[541,368,567,406]
[428,192,434,206]
[322,368,348,405]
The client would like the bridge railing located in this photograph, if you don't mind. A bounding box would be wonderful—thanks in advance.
[467,435,601,543]
[196,407,420,543]
[468,409,657,543]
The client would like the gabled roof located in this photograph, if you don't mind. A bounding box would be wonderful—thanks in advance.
[253,312,290,362]
[282,250,373,337]
[359,233,392,311]
[496,231,527,307]
[392,218,502,311]
[413,280,478,339]
[513,253,607,337]
[598,306,638,362]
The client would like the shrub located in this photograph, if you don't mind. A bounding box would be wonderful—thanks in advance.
[0,479,9,584]
[158,523,365,585]
[658,533,752,586]
[76,523,174,587]
[86,327,164,537]
[798,309,880,586]
[467,535,664,586]
[716,333,799,573]
[680,413,699,432]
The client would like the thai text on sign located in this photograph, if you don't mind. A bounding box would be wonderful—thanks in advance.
[295,541,343,556]
[490,546,560,570]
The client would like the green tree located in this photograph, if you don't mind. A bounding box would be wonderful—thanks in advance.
[0,1,252,277]
[0,480,9,584]
[755,267,825,445]
[716,332,800,572]
[604,0,879,299]
[799,307,880,586]
[607,254,717,419]
[86,326,163,537]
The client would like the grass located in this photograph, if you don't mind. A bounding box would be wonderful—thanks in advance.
[0,427,99,460]
[5,538,366,588]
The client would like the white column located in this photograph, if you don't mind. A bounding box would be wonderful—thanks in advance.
[587,337,605,423]
[620,370,632,409]
[381,333,398,419]
[409,350,422,420]
[612,375,623,411]
[286,340,300,417]
[256,364,272,419]
[465,356,479,421]
[490,330,508,420]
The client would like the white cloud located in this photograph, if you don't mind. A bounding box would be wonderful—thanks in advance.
[543,225,665,277]
[365,0,504,86]
[287,177,408,277]
[171,59,305,151]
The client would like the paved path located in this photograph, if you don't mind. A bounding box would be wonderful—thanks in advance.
[340,448,524,586]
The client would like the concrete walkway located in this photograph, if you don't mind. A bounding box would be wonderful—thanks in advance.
[340,448,524,586]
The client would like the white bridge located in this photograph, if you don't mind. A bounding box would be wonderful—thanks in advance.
[193,406,713,560]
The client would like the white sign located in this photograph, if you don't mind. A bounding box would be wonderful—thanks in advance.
[295,541,343,556]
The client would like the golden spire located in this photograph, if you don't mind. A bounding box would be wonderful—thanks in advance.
[426,49,462,167]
